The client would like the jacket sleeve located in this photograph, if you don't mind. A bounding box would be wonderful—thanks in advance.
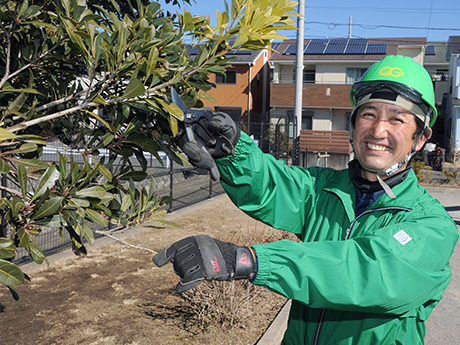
[251,209,459,315]
[215,131,331,234]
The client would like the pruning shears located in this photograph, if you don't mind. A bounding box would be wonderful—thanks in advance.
[171,88,234,181]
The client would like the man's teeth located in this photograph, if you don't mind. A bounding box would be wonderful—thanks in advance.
[367,143,388,151]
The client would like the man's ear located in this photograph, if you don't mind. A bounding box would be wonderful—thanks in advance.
[416,127,433,151]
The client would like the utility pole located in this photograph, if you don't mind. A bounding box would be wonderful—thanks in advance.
[348,16,352,38]
[294,0,305,140]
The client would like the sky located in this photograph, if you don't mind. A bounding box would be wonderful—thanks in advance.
[163,0,460,42]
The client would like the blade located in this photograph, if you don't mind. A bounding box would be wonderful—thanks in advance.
[171,87,189,114]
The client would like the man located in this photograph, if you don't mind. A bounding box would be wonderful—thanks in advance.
[154,55,459,344]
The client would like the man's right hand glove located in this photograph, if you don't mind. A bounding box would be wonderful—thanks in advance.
[153,235,256,293]
[177,112,240,171]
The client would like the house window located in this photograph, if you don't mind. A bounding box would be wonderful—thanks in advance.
[345,112,351,131]
[293,68,316,84]
[289,110,313,130]
[216,70,237,84]
[346,68,367,84]
[302,110,313,130]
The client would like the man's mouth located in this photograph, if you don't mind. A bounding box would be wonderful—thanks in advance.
[367,143,389,151]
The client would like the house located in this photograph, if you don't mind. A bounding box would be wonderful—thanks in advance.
[445,36,460,155]
[197,47,271,144]
[269,38,448,138]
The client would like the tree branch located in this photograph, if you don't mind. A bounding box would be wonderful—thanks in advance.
[94,229,157,255]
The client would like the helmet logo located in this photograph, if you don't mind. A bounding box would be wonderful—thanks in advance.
[379,67,404,77]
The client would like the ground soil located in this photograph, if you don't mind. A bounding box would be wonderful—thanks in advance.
[0,196,289,345]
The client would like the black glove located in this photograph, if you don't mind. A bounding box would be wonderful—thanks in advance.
[153,235,256,293]
[177,112,240,169]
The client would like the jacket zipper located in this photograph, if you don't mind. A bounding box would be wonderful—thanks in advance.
[312,206,412,345]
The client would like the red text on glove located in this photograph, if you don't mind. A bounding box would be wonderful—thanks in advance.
[239,253,250,267]
[211,256,220,273]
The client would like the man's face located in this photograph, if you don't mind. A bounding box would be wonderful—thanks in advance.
[352,102,431,181]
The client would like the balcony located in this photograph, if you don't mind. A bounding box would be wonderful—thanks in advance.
[270,83,353,109]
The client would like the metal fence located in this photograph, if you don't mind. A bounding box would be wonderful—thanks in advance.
[10,121,291,265]
[10,144,225,265]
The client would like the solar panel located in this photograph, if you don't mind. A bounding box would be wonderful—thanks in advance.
[324,39,347,54]
[425,45,436,55]
[365,43,387,54]
[283,44,308,55]
[345,39,367,54]
[304,39,328,54]
[283,44,297,55]
[227,50,253,55]
[187,47,200,55]
[271,42,281,51]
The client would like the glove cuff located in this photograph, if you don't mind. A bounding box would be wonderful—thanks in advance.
[234,246,256,280]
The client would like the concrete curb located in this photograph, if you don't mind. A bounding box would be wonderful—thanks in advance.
[256,300,291,345]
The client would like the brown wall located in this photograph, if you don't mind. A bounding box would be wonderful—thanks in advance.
[270,84,353,109]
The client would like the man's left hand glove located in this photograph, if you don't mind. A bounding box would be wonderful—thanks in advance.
[153,235,256,293]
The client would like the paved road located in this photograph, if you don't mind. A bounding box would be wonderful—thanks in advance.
[425,187,460,344]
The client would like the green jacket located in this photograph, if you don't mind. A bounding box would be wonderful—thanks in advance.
[216,132,459,345]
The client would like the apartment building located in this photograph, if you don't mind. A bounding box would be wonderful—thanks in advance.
[269,37,449,146]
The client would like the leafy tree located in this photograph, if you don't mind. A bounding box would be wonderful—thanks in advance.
[0,0,297,299]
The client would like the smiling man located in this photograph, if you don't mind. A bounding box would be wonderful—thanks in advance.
[154,55,459,345]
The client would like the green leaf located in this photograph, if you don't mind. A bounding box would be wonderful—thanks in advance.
[15,142,38,154]
[75,186,106,198]
[17,164,27,198]
[0,88,42,95]
[32,215,67,228]
[82,223,95,246]
[16,159,49,170]
[98,164,112,182]
[122,78,145,99]
[68,198,90,208]
[119,171,147,181]
[15,227,29,248]
[146,46,159,79]
[16,134,48,145]
[31,197,63,220]
[31,166,59,202]
[0,158,10,174]
[27,238,47,265]
[120,194,132,212]
[85,209,107,227]
[0,239,16,259]
[0,128,16,142]
[0,259,24,287]
[83,109,117,133]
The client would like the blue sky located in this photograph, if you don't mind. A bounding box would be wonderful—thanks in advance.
[163,0,460,42]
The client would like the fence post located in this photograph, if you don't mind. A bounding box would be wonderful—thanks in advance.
[0,175,7,237]
[168,160,174,212]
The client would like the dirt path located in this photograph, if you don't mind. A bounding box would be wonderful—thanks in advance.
[0,195,287,345]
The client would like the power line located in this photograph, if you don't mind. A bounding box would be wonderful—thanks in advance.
[305,5,460,14]
[305,21,460,32]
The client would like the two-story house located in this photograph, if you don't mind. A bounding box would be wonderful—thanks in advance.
[445,36,460,155]
[269,37,447,140]
[195,48,271,144]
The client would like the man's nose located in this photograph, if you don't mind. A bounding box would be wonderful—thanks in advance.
[369,119,390,138]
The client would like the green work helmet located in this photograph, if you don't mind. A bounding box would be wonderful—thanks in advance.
[350,55,437,127]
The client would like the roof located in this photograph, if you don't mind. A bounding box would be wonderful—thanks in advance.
[187,44,265,65]
[270,37,428,62]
